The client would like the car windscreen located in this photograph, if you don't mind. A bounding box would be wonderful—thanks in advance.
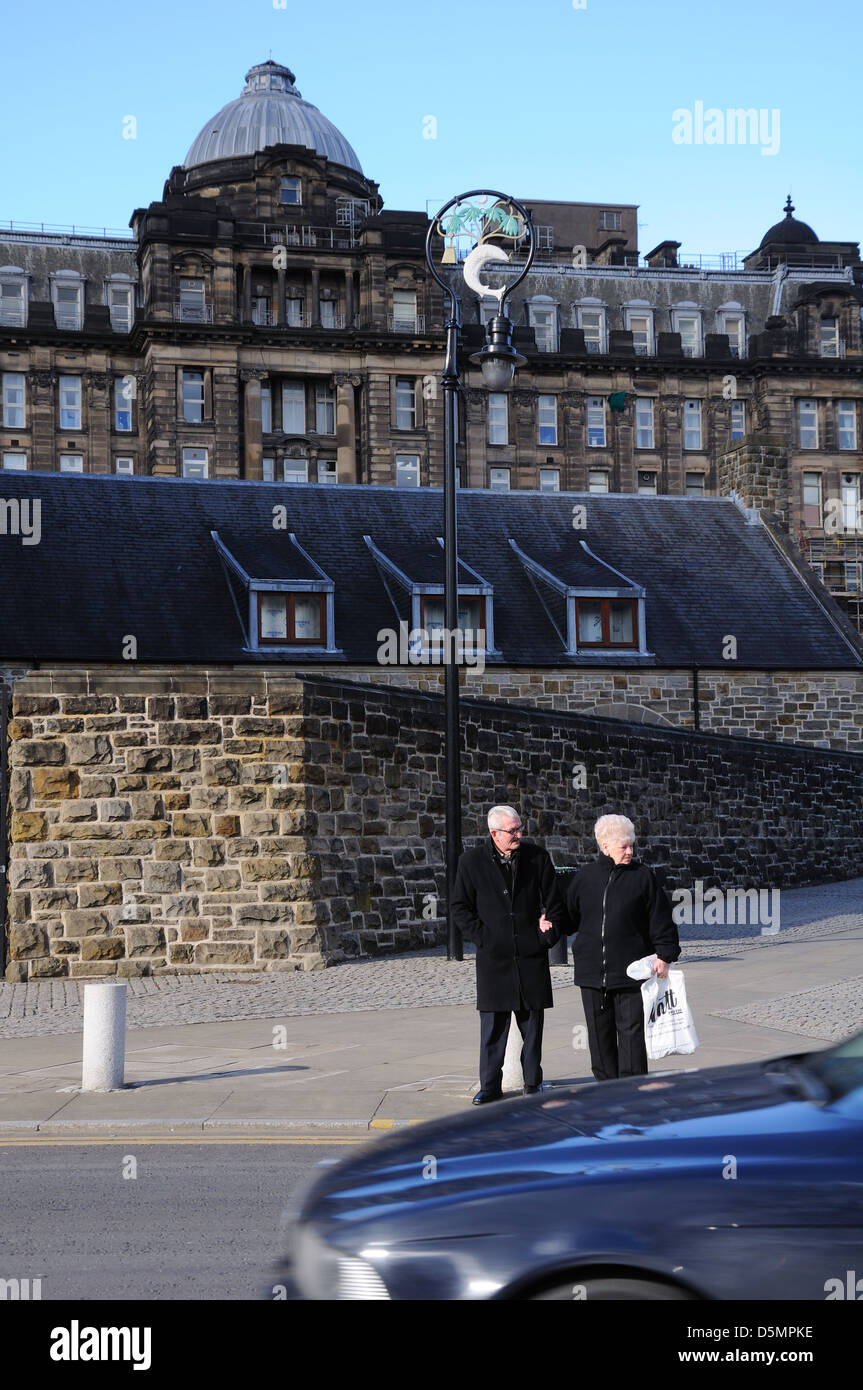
[797,1028,863,1100]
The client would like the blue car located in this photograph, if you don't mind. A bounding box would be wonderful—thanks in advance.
[278,1029,863,1300]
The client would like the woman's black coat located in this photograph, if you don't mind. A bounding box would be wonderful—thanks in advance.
[565,853,681,990]
[450,839,567,1011]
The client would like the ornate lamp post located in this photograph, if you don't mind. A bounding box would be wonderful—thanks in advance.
[425,191,535,960]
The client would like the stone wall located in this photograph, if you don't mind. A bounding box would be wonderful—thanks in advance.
[4,668,863,980]
[717,434,790,526]
[297,665,863,752]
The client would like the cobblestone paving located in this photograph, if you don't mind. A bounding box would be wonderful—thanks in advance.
[1,879,860,1039]
[712,978,863,1043]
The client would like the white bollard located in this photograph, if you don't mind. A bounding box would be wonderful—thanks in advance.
[81,982,127,1091]
[502,1015,523,1093]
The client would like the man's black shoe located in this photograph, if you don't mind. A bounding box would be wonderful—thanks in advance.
[472,1088,503,1106]
[523,1084,542,1095]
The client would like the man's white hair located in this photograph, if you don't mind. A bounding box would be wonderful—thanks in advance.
[594,814,636,847]
[488,804,521,832]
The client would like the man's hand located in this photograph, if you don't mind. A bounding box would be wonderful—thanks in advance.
[539,914,554,933]
[652,958,670,978]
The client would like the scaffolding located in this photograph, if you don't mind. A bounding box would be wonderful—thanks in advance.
[799,532,863,635]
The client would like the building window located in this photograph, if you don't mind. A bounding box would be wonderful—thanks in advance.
[730,401,746,439]
[576,598,637,647]
[489,467,510,492]
[719,312,745,358]
[538,395,558,445]
[115,457,135,475]
[674,312,702,357]
[2,372,25,428]
[317,459,337,484]
[2,451,27,470]
[60,455,84,472]
[599,211,622,230]
[529,302,558,352]
[684,400,702,450]
[820,318,841,357]
[420,595,486,641]
[539,468,559,493]
[53,279,83,330]
[262,457,275,482]
[841,473,861,531]
[626,311,653,356]
[114,378,133,431]
[396,454,420,487]
[315,384,335,434]
[280,176,302,205]
[685,472,706,496]
[488,393,508,445]
[251,296,270,326]
[259,592,325,645]
[802,472,822,528]
[579,308,605,354]
[845,560,862,592]
[182,447,208,478]
[635,398,654,449]
[181,370,205,424]
[282,381,305,433]
[588,470,609,493]
[178,277,206,323]
[395,378,417,430]
[108,283,134,332]
[479,299,498,328]
[261,381,272,433]
[392,289,417,332]
[799,400,818,449]
[838,401,857,451]
[59,377,82,430]
[0,277,27,327]
[320,299,336,329]
[285,296,304,327]
[587,397,606,448]
[284,459,309,484]
[637,471,657,494]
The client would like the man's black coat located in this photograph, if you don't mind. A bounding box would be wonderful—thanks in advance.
[565,854,680,990]
[450,839,567,1011]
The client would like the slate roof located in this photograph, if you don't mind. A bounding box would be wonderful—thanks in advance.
[0,473,860,669]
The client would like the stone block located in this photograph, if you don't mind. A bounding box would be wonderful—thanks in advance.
[97,857,141,880]
[9,925,49,959]
[180,924,209,942]
[126,748,172,772]
[287,853,322,879]
[115,959,153,977]
[158,721,222,745]
[31,768,80,801]
[126,926,167,956]
[12,812,47,841]
[60,799,96,822]
[79,882,124,907]
[193,841,225,866]
[99,799,131,821]
[172,812,211,837]
[203,757,241,786]
[236,903,284,925]
[31,887,78,912]
[55,858,98,884]
[63,909,114,937]
[170,944,194,965]
[204,869,243,891]
[241,859,291,883]
[142,862,183,894]
[14,695,59,715]
[257,928,292,959]
[9,860,53,889]
[194,942,254,966]
[124,821,171,839]
[67,735,113,765]
[11,741,67,766]
[81,936,125,961]
[70,961,119,977]
[215,815,241,837]
[5,961,28,981]
[155,841,191,861]
[79,776,116,798]
[30,956,69,978]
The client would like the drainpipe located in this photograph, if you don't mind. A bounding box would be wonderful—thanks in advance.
[691,666,700,732]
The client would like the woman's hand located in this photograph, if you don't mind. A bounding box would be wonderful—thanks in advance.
[652,958,670,978]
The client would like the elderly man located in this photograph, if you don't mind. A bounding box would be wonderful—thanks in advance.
[565,813,680,1082]
[451,805,567,1104]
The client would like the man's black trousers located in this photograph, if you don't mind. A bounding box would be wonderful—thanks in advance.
[580,985,648,1081]
[479,1008,544,1092]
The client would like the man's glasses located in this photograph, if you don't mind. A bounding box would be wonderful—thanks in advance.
[495,826,523,838]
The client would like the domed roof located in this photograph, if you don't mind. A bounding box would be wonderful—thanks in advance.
[183,61,362,173]
[759,196,818,248]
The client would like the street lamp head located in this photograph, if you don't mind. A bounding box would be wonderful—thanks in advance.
[469,314,526,392]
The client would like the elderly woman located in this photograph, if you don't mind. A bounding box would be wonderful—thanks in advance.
[565,814,680,1081]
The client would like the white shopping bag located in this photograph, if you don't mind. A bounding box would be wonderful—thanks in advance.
[639,968,699,1060]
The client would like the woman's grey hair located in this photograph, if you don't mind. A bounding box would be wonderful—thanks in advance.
[594,814,636,847]
[488,804,522,832]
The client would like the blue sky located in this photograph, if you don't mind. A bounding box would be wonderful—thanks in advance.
[2,0,861,256]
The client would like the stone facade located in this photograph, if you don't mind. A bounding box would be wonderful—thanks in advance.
[5,669,863,980]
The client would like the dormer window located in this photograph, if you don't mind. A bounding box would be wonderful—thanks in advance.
[576,598,638,648]
[258,592,325,645]
[0,269,28,327]
[420,595,486,638]
[51,272,84,330]
[105,274,136,332]
[672,307,702,357]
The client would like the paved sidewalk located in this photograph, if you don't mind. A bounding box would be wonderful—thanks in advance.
[0,878,860,1133]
